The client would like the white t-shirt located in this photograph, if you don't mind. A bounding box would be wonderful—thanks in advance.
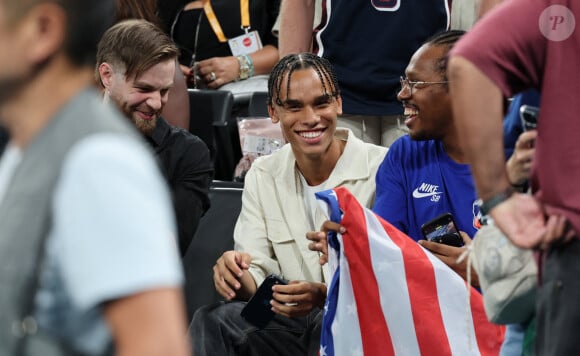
[299,173,330,231]
[0,134,182,354]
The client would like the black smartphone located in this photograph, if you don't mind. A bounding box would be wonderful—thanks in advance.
[240,274,288,329]
[420,213,464,247]
[519,105,539,131]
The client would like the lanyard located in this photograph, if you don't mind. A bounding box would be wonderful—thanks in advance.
[240,0,250,29]
[204,0,251,43]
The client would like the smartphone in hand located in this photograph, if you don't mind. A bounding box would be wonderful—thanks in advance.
[519,105,539,131]
[241,274,288,328]
[421,213,464,247]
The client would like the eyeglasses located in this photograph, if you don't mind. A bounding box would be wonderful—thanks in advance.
[399,76,449,92]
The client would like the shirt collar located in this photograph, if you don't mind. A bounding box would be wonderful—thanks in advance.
[148,117,170,148]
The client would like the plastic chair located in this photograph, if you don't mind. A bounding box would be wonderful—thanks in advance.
[248,91,269,117]
[182,180,244,322]
[187,89,235,180]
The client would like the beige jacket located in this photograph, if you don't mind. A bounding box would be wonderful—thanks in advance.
[234,129,387,287]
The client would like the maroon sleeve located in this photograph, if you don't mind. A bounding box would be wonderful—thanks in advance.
[450,0,546,97]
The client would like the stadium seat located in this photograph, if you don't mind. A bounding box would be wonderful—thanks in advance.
[247,91,269,117]
[187,89,235,180]
[182,180,244,322]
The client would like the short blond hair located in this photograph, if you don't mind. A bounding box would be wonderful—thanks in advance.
[96,19,178,85]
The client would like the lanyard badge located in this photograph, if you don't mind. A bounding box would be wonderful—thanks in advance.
[228,31,263,56]
[204,0,263,55]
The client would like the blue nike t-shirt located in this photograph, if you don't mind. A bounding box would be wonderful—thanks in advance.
[373,135,480,241]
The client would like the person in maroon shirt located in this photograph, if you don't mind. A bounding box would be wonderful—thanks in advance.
[448,0,580,354]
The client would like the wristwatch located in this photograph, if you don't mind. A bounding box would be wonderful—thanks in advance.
[237,55,251,80]
[479,187,514,216]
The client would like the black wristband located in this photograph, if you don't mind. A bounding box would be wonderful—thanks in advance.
[510,180,528,193]
[480,187,514,216]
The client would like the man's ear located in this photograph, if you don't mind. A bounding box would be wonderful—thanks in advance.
[268,104,279,123]
[24,3,67,65]
[98,63,115,89]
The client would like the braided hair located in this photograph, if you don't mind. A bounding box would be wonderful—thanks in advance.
[267,53,340,107]
[423,30,466,81]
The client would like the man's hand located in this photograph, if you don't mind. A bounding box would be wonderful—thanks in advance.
[506,130,537,187]
[270,281,327,318]
[491,194,575,250]
[419,232,479,287]
[213,250,255,301]
[306,220,345,265]
[490,193,545,249]
[540,214,576,250]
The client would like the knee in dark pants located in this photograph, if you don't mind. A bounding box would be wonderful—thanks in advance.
[191,302,323,356]
[190,301,249,356]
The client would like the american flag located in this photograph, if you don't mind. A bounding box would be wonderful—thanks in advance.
[315,187,504,356]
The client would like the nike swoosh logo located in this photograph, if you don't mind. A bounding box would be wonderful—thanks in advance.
[412,188,442,198]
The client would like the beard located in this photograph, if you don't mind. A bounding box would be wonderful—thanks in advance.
[116,99,159,137]
[408,130,429,141]
[130,112,158,137]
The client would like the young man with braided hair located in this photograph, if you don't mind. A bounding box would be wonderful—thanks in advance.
[191,52,386,356]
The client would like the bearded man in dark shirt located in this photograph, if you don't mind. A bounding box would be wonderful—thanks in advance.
[97,19,213,255]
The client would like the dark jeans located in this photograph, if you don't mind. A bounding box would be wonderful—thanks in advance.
[190,301,322,356]
[536,238,580,355]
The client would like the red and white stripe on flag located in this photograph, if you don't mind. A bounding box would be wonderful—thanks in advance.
[320,187,504,356]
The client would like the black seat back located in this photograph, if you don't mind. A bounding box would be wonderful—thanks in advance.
[182,180,244,321]
[247,91,269,117]
[188,90,235,180]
